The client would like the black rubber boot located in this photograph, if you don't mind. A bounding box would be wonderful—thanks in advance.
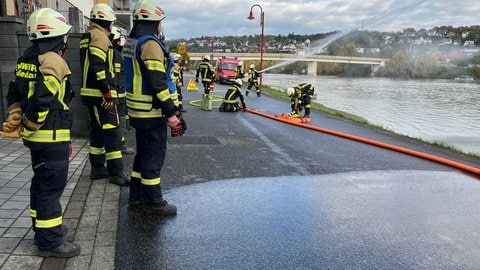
[90,166,108,180]
[37,242,81,258]
[120,140,135,155]
[143,200,177,215]
[108,173,130,186]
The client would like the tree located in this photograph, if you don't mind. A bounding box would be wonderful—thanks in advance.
[412,53,441,78]
[387,50,412,78]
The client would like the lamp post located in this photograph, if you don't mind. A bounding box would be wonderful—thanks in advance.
[247,4,264,94]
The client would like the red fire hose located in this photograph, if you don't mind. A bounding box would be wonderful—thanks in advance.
[245,107,480,175]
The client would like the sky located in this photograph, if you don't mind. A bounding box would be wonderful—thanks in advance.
[159,0,480,40]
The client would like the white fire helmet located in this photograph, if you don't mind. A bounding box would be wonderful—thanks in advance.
[90,3,116,22]
[27,8,72,41]
[204,55,210,61]
[287,87,295,97]
[133,0,166,22]
[249,64,255,69]
[235,79,243,86]
[238,61,243,66]
[174,54,182,61]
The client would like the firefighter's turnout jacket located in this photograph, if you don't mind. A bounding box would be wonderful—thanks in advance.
[11,50,73,148]
[123,34,177,122]
[172,62,184,109]
[247,68,261,94]
[79,22,116,105]
[290,83,315,116]
[219,84,246,112]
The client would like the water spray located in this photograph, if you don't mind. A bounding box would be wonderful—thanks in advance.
[260,0,428,73]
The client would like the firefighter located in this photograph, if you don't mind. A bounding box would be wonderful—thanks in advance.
[195,55,214,96]
[111,26,135,155]
[123,0,181,215]
[247,63,262,97]
[80,3,129,186]
[219,79,247,112]
[286,83,315,119]
[234,61,245,79]
[172,53,186,112]
[0,8,81,257]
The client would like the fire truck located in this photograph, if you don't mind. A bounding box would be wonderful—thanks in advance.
[214,56,240,84]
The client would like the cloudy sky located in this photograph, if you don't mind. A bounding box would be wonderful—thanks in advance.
[159,0,480,40]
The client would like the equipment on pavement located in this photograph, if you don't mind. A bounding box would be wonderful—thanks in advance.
[274,113,311,123]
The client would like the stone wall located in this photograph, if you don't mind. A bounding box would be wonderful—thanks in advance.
[0,17,89,137]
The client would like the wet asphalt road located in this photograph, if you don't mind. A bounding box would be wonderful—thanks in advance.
[115,76,480,269]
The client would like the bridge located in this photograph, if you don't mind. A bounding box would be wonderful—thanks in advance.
[188,52,390,76]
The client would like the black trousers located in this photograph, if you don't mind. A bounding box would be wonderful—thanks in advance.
[130,119,167,204]
[87,104,123,176]
[29,143,68,250]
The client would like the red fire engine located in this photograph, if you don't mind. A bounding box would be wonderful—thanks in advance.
[214,56,240,84]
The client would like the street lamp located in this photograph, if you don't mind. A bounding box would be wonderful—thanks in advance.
[247,4,264,94]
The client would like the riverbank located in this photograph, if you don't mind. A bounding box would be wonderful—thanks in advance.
[260,84,480,160]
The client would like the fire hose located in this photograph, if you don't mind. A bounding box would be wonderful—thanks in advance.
[244,107,480,176]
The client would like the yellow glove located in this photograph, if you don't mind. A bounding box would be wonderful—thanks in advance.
[0,103,22,138]
[0,124,21,138]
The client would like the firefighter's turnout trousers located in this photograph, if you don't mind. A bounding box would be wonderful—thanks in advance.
[130,119,167,204]
[86,105,123,176]
[30,143,69,250]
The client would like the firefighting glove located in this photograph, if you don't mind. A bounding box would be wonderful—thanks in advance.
[0,103,22,138]
[241,102,247,110]
[195,77,199,83]
[101,92,114,110]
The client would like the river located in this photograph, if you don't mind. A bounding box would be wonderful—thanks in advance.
[262,74,480,155]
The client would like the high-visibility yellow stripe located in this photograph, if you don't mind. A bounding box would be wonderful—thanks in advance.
[81,88,103,97]
[127,102,152,111]
[90,146,105,155]
[82,56,89,87]
[106,150,122,160]
[131,171,141,178]
[43,75,60,95]
[103,123,117,129]
[96,70,106,80]
[156,89,171,102]
[30,208,36,218]
[141,176,161,186]
[144,60,165,72]
[23,129,70,143]
[108,48,115,79]
[126,92,152,102]
[90,46,107,61]
[36,215,62,229]
[37,110,49,123]
[128,109,163,118]
[133,60,142,94]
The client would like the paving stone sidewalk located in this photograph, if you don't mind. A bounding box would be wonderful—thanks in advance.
[0,137,119,270]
